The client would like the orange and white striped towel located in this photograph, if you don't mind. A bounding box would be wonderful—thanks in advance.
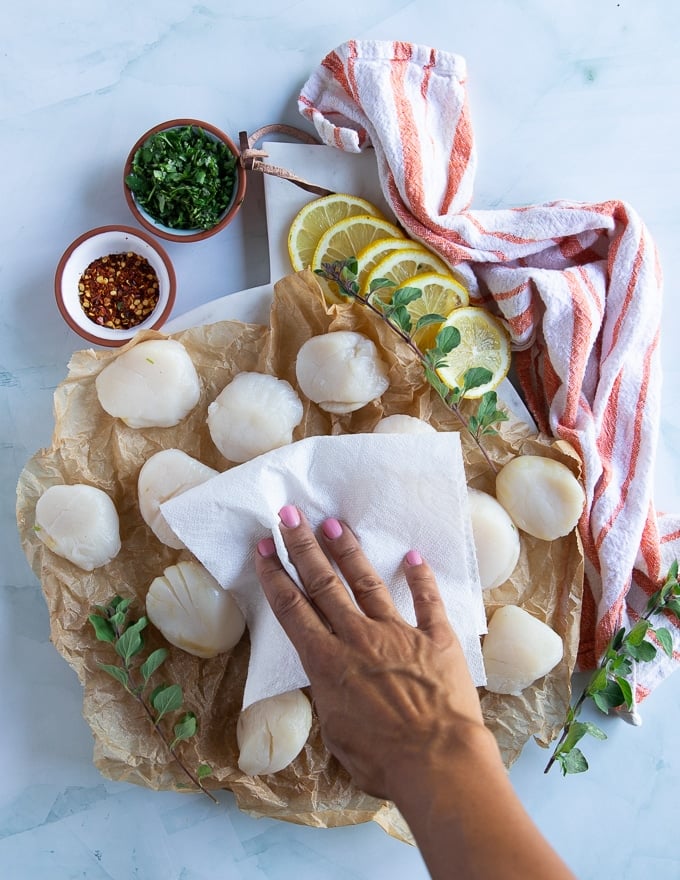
[299,39,680,700]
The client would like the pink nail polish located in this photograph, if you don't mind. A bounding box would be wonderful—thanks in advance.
[405,549,423,567]
[257,537,277,558]
[278,505,301,528]
[322,518,343,540]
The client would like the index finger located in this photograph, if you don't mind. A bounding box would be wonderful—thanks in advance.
[254,537,330,663]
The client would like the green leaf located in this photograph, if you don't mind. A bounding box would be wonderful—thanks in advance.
[423,367,449,400]
[99,663,130,689]
[468,415,479,434]
[197,763,212,781]
[611,627,627,651]
[140,648,169,683]
[415,313,446,330]
[434,325,460,355]
[88,614,115,643]
[151,683,183,722]
[653,626,674,658]
[664,598,680,619]
[462,366,493,394]
[392,286,423,308]
[625,619,651,646]
[115,616,148,664]
[625,640,657,663]
[667,559,679,582]
[368,277,396,294]
[581,721,608,741]
[615,675,634,710]
[172,712,197,746]
[591,678,626,713]
[390,305,412,334]
[586,666,609,695]
[557,747,589,775]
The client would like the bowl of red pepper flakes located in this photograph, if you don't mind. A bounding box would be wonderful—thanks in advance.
[54,226,176,347]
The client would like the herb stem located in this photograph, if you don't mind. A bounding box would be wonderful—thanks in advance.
[319,262,500,471]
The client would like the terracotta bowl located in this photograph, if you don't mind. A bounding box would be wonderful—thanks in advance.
[123,118,246,242]
[54,226,176,347]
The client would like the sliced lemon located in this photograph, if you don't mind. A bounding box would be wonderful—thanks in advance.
[355,237,411,290]
[287,194,385,272]
[435,307,511,398]
[362,246,450,296]
[312,214,405,272]
[392,271,470,349]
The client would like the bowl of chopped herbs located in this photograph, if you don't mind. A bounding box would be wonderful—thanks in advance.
[123,119,245,242]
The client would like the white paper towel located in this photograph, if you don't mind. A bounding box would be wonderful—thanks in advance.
[162,432,487,708]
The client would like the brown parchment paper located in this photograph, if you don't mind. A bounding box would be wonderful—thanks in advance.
[16,268,583,840]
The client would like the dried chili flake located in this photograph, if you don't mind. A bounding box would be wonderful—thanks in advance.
[78,252,160,329]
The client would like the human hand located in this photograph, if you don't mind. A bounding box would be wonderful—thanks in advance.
[254,504,488,801]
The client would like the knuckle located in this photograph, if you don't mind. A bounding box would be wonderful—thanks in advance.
[351,572,385,598]
[306,569,339,598]
[286,532,320,559]
[271,586,307,620]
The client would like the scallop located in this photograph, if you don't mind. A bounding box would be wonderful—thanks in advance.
[138,449,219,549]
[34,483,121,571]
[295,331,390,413]
[146,560,245,659]
[95,339,201,429]
[467,488,520,590]
[237,690,312,776]
[207,371,303,463]
[495,455,585,541]
[372,414,436,434]
[482,604,564,695]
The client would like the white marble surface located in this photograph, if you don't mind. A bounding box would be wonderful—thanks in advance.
[3,2,680,877]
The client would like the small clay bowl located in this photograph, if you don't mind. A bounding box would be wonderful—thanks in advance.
[123,118,246,242]
[54,225,176,347]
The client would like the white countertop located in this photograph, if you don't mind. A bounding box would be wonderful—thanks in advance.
[2,3,680,878]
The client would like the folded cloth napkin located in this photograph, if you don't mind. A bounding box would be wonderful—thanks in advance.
[162,432,486,708]
[299,40,680,700]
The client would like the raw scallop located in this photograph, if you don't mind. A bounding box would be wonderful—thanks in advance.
[467,488,520,590]
[372,414,436,434]
[95,339,201,428]
[237,690,313,776]
[34,483,121,571]
[146,560,245,659]
[495,455,585,541]
[482,604,563,695]
[295,331,390,413]
[138,449,218,549]
[207,372,304,463]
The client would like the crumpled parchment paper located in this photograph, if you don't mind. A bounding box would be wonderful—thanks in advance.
[16,268,583,840]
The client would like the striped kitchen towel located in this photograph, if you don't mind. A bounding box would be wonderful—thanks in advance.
[298,39,680,700]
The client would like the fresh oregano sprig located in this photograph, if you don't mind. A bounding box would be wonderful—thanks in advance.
[89,596,215,801]
[544,559,680,775]
[316,258,509,470]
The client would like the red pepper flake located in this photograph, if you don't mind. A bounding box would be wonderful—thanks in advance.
[78,252,160,329]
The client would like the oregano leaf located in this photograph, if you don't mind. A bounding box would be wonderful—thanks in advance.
[462,366,493,394]
[557,747,589,775]
[392,286,423,308]
[172,712,198,745]
[415,313,446,330]
[434,325,460,355]
[99,663,130,689]
[89,614,115,643]
[141,648,169,683]
[653,626,674,658]
[197,764,213,781]
[151,683,183,722]
[115,616,148,664]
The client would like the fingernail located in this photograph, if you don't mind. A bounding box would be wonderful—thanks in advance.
[278,505,301,528]
[405,549,423,567]
[322,517,343,540]
[257,537,277,558]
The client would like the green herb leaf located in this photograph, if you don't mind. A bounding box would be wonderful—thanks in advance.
[115,616,148,664]
[591,678,626,713]
[197,764,213,781]
[89,614,115,643]
[172,712,198,746]
[462,367,493,394]
[369,277,396,294]
[615,675,634,710]
[557,747,589,775]
[99,663,130,689]
[141,648,169,683]
[391,305,413,334]
[392,286,423,308]
[151,683,183,722]
[625,619,651,646]
[653,626,674,657]
[434,325,461,355]
[415,313,446,330]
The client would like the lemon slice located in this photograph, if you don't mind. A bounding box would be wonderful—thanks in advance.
[355,237,411,290]
[395,271,470,349]
[287,194,385,272]
[362,246,450,295]
[312,214,405,271]
[435,307,511,398]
